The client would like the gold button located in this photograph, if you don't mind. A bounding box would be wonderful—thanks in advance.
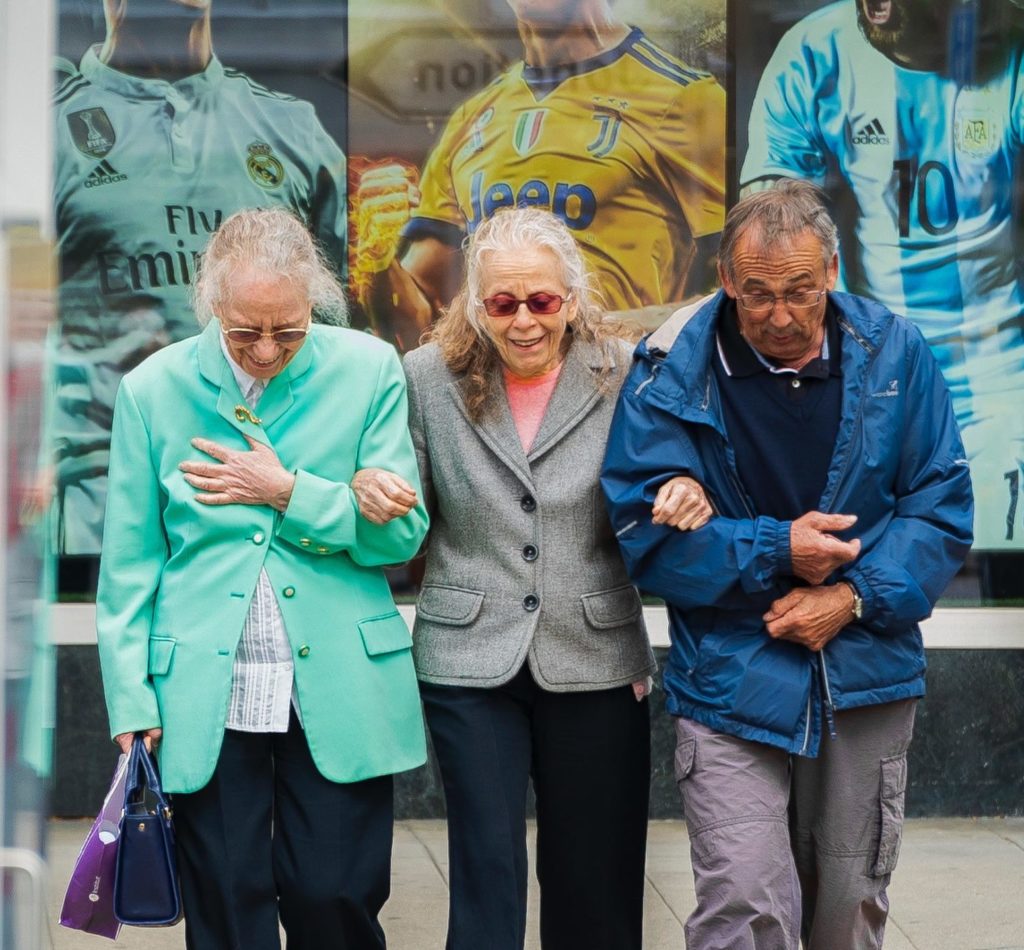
[283,586,295,598]
[316,545,329,554]
[298,645,310,657]
[299,538,311,547]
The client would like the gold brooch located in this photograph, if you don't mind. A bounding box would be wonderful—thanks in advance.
[234,405,262,426]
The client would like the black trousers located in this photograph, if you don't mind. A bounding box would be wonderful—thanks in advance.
[172,712,393,950]
[421,664,651,950]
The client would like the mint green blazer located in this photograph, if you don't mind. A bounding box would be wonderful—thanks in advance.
[96,321,429,793]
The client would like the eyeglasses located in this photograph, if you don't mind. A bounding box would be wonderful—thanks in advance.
[737,290,827,314]
[481,292,570,318]
[220,324,310,345]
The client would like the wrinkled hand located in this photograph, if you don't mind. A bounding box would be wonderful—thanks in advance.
[763,584,855,652]
[114,727,163,755]
[180,436,295,511]
[652,476,713,531]
[351,468,418,525]
[790,511,861,585]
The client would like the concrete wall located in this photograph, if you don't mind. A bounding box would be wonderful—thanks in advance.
[54,645,1024,820]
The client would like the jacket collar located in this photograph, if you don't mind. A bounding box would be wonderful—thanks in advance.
[446,337,613,486]
[197,320,316,442]
[641,290,893,422]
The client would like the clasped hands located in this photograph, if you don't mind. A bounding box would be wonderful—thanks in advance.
[179,436,416,524]
[764,511,862,652]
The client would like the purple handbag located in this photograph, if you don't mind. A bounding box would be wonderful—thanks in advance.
[59,753,129,939]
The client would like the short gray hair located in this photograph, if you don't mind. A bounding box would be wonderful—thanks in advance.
[192,207,348,327]
[464,206,603,335]
[720,179,839,283]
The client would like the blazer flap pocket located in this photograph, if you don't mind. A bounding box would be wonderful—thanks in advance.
[148,637,176,676]
[581,585,642,630]
[358,612,413,656]
[417,585,485,627]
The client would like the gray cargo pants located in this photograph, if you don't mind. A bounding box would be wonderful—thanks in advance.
[673,700,917,950]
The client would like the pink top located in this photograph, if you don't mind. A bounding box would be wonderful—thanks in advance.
[503,363,563,452]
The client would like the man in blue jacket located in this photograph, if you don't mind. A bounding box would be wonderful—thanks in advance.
[602,180,973,949]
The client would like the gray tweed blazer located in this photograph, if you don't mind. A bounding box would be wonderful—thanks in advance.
[403,337,655,691]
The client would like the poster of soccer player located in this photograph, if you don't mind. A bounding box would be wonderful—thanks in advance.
[347,0,727,351]
[52,0,347,564]
[734,0,1024,557]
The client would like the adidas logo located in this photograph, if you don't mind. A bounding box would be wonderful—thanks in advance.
[853,118,890,146]
[84,160,128,188]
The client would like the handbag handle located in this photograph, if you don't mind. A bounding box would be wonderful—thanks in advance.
[123,737,173,821]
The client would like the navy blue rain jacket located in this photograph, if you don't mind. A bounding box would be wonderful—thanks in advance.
[601,291,973,755]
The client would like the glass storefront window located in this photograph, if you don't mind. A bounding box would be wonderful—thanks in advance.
[46,0,1024,607]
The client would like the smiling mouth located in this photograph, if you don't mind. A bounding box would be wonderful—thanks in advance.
[863,0,893,25]
[510,336,544,349]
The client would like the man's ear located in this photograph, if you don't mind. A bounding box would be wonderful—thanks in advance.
[825,252,840,290]
[718,261,736,298]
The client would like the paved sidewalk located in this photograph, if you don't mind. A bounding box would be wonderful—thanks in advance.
[47,818,1024,949]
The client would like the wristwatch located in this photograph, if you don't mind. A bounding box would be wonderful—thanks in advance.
[842,580,863,621]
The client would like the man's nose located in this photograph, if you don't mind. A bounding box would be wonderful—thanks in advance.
[768,300,794,326]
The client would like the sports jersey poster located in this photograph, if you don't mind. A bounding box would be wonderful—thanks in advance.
[347,0,727,351]
[733,0,1024,556]
[53,0,348,562]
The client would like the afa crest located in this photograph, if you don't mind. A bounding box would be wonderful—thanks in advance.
[953,88,1001,161]
[68,108,116,159]
[246,142,286,189]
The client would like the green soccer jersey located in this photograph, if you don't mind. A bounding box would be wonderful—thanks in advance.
[53,48,347,554]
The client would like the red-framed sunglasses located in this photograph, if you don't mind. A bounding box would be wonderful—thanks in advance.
[481,292,570,318]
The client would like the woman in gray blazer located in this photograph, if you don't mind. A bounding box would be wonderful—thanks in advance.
[398,207,711,950]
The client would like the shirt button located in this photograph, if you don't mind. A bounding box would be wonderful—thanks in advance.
[522,544,538,561]
[791,379,802,389]
[299,538,312,547]
[283,586,295,598]
[252,531,265,544]
[523,594,539,611]
[520,494,536,512]
[298,645,311,657]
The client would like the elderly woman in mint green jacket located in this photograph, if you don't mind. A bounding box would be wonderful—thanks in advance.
[96,208,428,950]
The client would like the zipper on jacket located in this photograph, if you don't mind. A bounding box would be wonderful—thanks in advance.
[798,690,813,756]
[819,652,838,740]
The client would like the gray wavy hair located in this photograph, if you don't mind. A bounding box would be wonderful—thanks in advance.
[719,179,839,284]
[463,206,604,333]
[427,206,634,421]
[192,207,348,327]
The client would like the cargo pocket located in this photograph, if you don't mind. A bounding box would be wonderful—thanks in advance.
[147,637,176,676]
[581,584,642,630]
[873,752,908,876]
[416,585,484,626]
[674,734,696,789]
[358,612,413,656]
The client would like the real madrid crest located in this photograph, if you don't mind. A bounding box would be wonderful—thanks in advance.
[68,108,116,158]
[246,142,286,189]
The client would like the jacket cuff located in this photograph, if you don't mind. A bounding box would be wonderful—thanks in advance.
[842,567,871,622]
[775,519,793,577]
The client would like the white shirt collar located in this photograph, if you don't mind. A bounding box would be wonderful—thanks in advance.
[218,327,261,399]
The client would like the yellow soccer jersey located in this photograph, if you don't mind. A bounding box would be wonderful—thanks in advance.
[404,27,725,310]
